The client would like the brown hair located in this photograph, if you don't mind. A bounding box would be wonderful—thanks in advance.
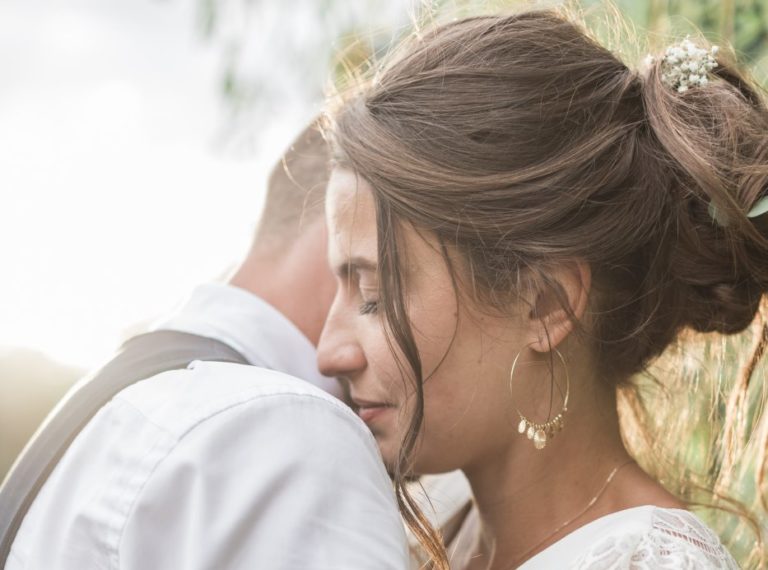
[327,9,768,568]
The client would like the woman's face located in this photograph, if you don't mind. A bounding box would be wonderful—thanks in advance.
[317,168,538,475]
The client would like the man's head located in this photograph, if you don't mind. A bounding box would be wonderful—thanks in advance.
[229,121,335,346]
[253,122,330,253]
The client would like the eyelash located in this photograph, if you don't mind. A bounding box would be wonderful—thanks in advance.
[358,301,379,315]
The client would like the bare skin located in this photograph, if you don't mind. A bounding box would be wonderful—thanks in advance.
[229,220,336,347]
[317,168,684,570]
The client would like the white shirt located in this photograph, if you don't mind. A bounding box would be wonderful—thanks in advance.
[9,284,408,569]
[152,282,342,398]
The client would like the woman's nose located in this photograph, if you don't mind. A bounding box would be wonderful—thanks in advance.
[317,307,367,379]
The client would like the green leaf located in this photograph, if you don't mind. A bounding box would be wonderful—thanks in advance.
[747,196,768,218]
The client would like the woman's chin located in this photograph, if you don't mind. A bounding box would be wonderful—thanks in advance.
[375,440,452,478]
[375,437,399,468]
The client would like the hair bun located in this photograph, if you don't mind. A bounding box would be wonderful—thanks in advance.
[641,41,768,336]
[680,278,763,335]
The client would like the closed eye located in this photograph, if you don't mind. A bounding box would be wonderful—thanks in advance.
[359,301,379,315]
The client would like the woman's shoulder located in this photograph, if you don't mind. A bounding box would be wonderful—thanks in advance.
[567,506,740,570]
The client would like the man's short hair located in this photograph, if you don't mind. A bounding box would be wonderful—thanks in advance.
[254,121,330,248]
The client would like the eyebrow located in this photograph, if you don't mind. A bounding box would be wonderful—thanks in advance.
[335,256,378,277]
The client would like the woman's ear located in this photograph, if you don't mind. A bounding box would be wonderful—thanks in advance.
[525,261,591,354]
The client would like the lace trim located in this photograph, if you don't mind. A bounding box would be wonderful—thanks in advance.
[572,508,740,569]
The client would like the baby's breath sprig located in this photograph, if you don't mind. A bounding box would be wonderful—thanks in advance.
[650,37,719,93]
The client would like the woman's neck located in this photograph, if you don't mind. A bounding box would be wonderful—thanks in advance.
[460,386,635,570]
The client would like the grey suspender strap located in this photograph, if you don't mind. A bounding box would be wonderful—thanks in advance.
[0,330,249,567]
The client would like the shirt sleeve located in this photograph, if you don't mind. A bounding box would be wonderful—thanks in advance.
[118,392,408,570]
[572,509,740,570]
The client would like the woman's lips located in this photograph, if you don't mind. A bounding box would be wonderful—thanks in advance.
[357,405,394,423]
[352,397,395,424]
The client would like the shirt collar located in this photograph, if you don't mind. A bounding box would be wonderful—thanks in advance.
[151,283,339,395]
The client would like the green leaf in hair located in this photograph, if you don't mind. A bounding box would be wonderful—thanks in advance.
[746,196,768,218]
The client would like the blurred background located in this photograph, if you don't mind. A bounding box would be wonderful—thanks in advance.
[0,0,413,477]
[1,0,767,566]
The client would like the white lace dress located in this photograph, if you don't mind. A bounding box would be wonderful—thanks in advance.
[567,507,740,569]
[408,472,740,570]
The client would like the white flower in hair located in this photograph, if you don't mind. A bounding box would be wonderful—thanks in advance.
[658,37,719,93]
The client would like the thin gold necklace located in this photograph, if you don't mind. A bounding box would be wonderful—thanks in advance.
[500,458,636,570]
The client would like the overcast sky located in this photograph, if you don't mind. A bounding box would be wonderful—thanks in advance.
[0,0,299,367]
[0,0,414,369]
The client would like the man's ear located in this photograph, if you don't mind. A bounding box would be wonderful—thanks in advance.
[525,261,591,354]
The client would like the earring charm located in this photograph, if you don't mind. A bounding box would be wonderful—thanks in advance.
[510,348,570,450]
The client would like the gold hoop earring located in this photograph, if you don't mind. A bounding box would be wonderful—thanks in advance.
[509,348,570,450]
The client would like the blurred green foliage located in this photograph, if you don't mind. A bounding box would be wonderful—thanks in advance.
[603,0,768,82]
[620,314,768,568]
[385,0,768,83]
[199,1,768,147]
[302,1,768,130]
